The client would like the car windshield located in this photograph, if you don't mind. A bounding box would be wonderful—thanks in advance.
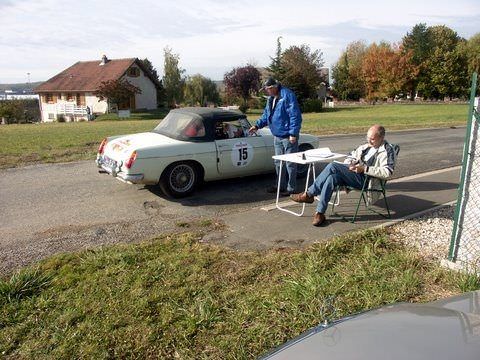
[152,112,205,139]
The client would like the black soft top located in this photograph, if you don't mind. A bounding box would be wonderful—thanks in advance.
[152,107,248,142]
[171,107,246,125]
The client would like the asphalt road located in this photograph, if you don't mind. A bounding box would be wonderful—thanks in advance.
[0,126,466,275]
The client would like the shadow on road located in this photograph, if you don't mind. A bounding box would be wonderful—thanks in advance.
[143,173,278,206]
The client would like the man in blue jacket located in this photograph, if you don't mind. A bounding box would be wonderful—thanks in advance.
[249,77,302,196]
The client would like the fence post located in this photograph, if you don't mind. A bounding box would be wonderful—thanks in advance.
[448,72,479,265]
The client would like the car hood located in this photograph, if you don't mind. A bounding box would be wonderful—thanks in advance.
[104,132,179,160]
[262,291,480,360]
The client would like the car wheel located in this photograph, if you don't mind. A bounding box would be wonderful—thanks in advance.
[297,144,314,178]
[160,162,200,198]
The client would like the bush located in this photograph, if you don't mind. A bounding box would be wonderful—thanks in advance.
[56,114,66,122]
[239,103,249,114]
[0,99,41,124]
[301,98,323,113]
[0,100,24,124]
[248,96,267,110]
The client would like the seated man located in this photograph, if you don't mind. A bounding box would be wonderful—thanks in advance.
[223,122,244,138]
[290,125,396,226]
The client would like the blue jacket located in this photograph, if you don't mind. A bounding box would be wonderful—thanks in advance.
[255,86,302,138]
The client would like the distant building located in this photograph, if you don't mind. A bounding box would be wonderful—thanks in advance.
[0,89,39,100]
[34,55,160,122]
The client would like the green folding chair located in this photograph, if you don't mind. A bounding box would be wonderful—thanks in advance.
[330,144,400,223]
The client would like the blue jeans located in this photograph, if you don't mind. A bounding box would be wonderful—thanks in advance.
[274,136,298,192]
[307,162,365,213]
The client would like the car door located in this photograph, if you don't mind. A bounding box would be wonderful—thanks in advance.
[215,119,269,176]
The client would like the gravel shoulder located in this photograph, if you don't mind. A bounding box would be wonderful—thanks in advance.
[388,205,454,260]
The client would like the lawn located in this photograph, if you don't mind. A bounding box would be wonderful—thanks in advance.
[1,224,478,358]
[0,120,157,169]
[0,104,468,169]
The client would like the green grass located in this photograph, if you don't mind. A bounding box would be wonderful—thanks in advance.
[249,103,468,135]
[0,120,158,169]
[1,225,478,358]
[94,108,169,121]
[0,104,468,169]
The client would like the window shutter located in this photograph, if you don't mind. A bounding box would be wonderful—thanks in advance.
[77,93,85,106]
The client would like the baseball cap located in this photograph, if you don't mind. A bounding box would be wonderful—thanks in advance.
[263,77,279,88]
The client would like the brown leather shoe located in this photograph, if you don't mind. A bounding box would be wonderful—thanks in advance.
[312,212,326,226]
[290,192,314,204]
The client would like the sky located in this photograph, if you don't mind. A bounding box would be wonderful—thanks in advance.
[1,0,479,84]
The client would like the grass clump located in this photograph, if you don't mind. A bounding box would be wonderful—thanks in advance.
[1,228,477,358]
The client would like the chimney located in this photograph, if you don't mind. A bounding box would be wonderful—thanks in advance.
[99,55,109,66]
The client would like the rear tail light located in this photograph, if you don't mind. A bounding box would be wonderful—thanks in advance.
[98,138,107,154]
[125,151,137,169]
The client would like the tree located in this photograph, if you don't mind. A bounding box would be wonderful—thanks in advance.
[465,33,480,74]
[332,41,367,100]
[362,42,419,102]
[419,25,468,99]
[94,79,141,112]
[223,65,261,111]
[184,74,220,106]
[163,47,185,108]
[266,36,285,80]
[278,44,324,103]
[402,23,433,99]
[459,33,480,90]
[141,58,160,82]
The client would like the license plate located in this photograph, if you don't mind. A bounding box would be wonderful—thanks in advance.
[102,155,117,170]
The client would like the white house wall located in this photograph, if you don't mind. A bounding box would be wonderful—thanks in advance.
[39,94,108,122]
[85,93,108,113]
[123,66,157,110]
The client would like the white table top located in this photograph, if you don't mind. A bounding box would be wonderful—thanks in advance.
[273,150,346,164]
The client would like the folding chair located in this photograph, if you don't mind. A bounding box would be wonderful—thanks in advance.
[330,144,400,223]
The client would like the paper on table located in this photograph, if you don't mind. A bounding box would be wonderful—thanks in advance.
[304,147,335,158]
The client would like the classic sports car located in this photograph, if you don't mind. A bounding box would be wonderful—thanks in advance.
[96,107,319,197]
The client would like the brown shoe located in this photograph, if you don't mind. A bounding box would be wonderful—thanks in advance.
[312,212,326,226]
[290,192,314,204]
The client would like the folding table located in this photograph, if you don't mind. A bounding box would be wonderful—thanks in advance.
[272,148,346,216]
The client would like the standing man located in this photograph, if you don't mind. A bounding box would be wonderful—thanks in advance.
[249,77,302,196]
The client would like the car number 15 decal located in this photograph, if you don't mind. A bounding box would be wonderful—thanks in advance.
[231,141,254,167]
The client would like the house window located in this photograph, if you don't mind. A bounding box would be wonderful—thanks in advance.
[76,93,86,106]
[127,67,140,77]
[67,93,75,102]
[48,113,55,120]
[46,93,54,103]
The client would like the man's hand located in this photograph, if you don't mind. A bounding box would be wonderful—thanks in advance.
[289,135,297,144]
[349,163,365,173]
[248,125,258,134]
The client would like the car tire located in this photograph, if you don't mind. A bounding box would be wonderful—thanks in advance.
[297,143,314,178]
[160,161,200,198]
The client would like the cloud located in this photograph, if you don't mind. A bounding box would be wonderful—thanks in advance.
[1,0,479,83]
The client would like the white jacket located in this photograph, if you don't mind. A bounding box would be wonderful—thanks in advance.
[347,141,397,203]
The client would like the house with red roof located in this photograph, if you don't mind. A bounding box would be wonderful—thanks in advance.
[35,55,160,122]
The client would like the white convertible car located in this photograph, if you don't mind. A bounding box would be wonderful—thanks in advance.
[96,107,319,197]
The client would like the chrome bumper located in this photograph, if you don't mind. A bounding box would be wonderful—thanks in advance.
[96,156,144,184]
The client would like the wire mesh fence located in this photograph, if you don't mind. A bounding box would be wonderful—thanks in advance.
[449,73,480,270]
